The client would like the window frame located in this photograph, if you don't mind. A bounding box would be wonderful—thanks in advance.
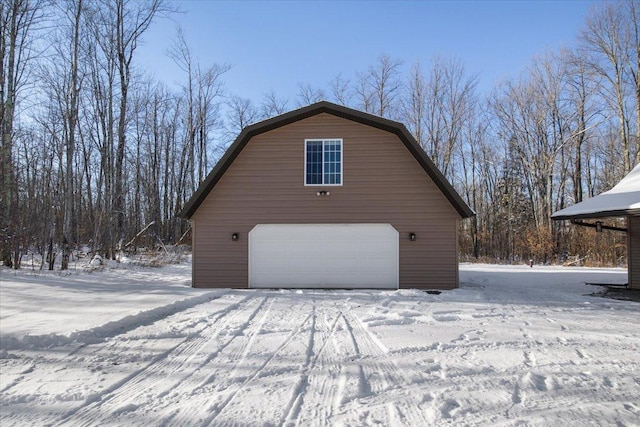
[304,138,343,186]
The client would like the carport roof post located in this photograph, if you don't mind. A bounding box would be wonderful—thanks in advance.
[178,101,475,220]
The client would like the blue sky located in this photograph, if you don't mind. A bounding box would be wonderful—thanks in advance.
[137,0,596,103]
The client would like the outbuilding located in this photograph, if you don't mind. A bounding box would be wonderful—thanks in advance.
[180,101,474,289]
[552,164,640,289]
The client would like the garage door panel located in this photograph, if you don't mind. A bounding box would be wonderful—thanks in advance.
[356,272,392,286]
[249,224,398,289]
[330,256,359,270]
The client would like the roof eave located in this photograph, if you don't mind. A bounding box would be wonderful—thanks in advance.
[551,208,640,220]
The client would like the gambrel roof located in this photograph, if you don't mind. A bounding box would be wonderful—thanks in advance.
[179,101,475,219]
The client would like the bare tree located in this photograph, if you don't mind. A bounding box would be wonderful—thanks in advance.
[1,0,47,267]
[329,73,352,106]
[490,50,594,264]
[195,63,229,181]
[260,89,288,118]
[457,102,489,259]
[295,82,325,107]
[167,26,196,191]
[564,49,603,205]
[168,26,230,187]
[401,61,428,148]
[624,0,640,165]
[96,0,171,253]
[55,0,85,270]
[353,71,375,114]
[85,9,117,257]
[423,56,478,178]
[352,54,403,117]
[368,53,402,117]
[579,0,634,173]
[226,95,259,138]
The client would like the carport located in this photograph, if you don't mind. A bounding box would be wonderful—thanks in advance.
[552,164,640,289]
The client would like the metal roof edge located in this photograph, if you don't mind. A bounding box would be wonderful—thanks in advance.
[551,208,640,220]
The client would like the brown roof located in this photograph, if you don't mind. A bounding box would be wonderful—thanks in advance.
[179,101,475,219]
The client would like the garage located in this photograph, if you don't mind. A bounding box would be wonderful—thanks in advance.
[249,224,399,289]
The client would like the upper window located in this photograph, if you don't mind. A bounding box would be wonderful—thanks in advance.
[305,139,343,185]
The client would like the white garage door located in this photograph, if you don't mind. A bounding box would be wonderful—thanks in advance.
[249,224,399,289]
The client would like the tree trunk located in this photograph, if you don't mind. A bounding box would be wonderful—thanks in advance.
[62,0,83,270]
[1,0,18,267]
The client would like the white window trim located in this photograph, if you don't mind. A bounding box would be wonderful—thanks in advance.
[304,138,343,186]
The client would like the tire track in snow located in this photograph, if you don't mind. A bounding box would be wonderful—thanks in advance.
[335,309,429,426]
[196,302,314,427]
[152,294,274,404]
[157,295,276,426]
[279,300,317,426]
[56,294,263,427]
[279,299,350,426]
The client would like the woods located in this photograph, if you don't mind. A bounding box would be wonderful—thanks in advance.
[1,0,638,269]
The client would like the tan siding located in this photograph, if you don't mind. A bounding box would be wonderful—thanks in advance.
[192,113,461,289]
[629,217,640,289]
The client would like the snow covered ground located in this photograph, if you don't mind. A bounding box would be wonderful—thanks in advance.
[1,260,638,426]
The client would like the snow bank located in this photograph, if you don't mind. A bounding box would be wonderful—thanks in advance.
[0,261,205,338]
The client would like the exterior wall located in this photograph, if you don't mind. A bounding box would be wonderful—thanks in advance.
[192,113,461,289]
[629,216,640,289]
